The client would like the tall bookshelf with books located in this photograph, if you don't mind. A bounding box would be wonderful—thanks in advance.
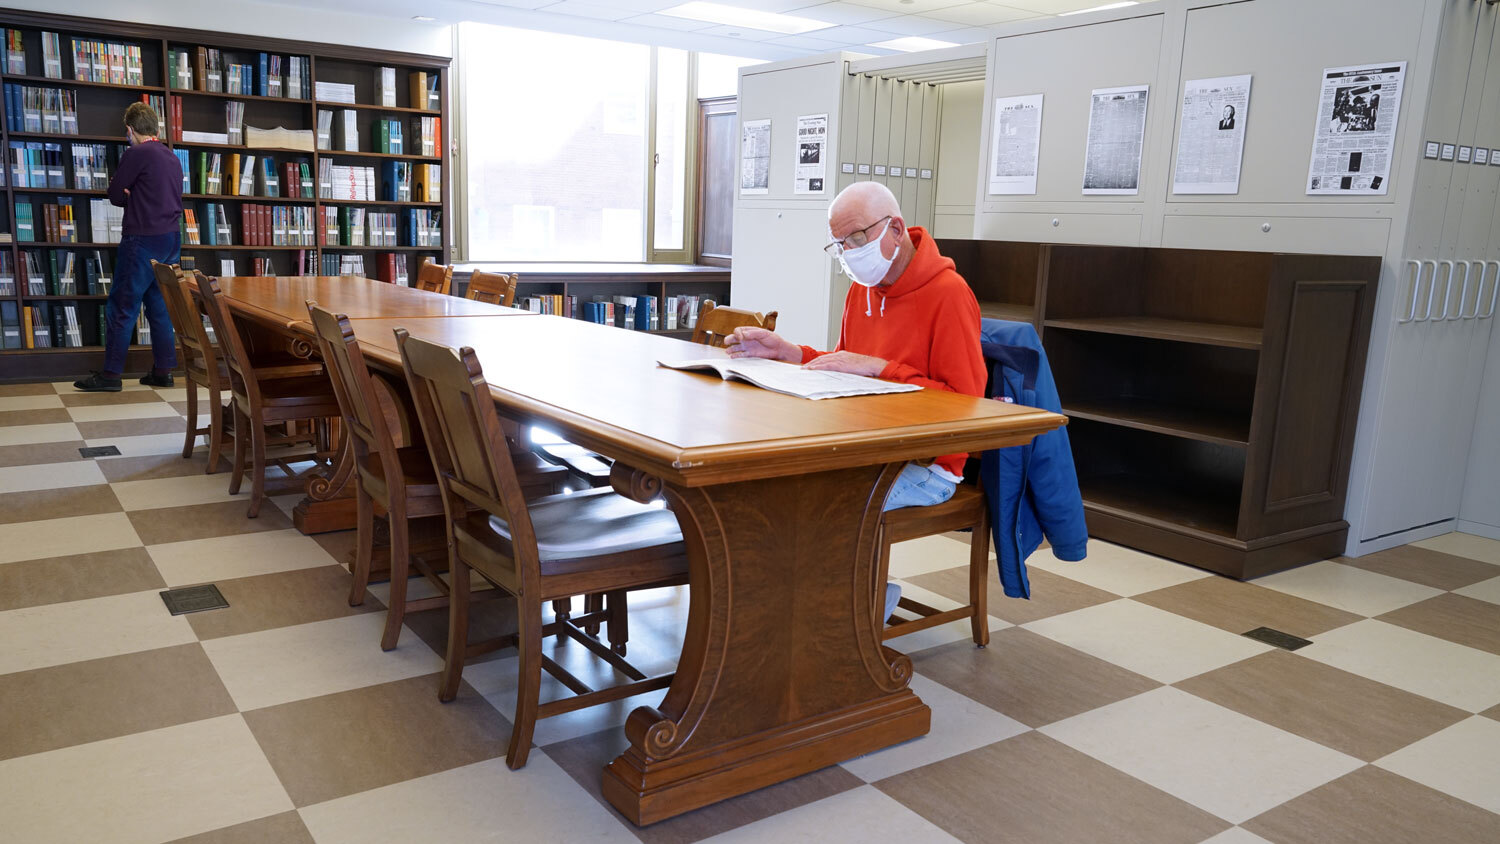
[0,10,450,380]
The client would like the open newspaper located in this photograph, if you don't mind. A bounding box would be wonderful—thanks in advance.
[659,357,921,400]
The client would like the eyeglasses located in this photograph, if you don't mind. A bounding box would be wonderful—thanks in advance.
[823,216,892,257]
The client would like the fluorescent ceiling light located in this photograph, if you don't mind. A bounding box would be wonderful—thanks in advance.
[659,2,833,35]
[412,15,435,21]
[868,36,961,53]
[1058,2,1138,16]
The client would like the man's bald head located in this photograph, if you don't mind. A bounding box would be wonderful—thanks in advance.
[826,180,915,287]
[829,180,902,225]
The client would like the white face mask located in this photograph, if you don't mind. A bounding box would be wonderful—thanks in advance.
[836,219,894,287]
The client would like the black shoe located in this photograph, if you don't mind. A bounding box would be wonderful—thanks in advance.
[74,371,122,392]
[140,372,174,387]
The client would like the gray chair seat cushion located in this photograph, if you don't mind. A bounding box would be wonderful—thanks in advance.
[489,487,681,562]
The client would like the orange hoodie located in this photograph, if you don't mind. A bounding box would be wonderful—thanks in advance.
[800,226,986,480]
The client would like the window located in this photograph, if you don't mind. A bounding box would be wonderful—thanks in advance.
[697,53,763,99]
[652,49,688,254]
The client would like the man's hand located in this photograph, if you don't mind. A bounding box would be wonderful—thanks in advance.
[123,188,130,196]
[724,326,802,363]
[802,351,887,377]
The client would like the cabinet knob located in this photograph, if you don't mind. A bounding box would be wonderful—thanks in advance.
[1261,222,1272,233]
[1052,218,1060,227]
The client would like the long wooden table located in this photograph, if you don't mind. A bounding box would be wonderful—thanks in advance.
[214,276,1066,825]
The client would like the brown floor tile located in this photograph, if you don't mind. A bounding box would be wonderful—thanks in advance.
[75,415,190,439]
[877,732,1228,844]
[128,498,292,545]
[187,564,381,640]
[1483,703,1500,722]
[908,565,1118,626]
[1175,650,1469,762]
[546,725,865,844]
[0,440,86,467]
[311,528,357,568]
[166,812,315,844]
[1243,766,1500,844]
[242,672,511,807]
[401,592,518,668]
[1377,593,1500,656]
[1133,575,1362,639]
[97,452,215,483]
[0,484,121,525]
[909,627,1159,728]
[0,382,56,397]
[1336,545,1500,591]
[59,390,170,407]
[0,407,71,427]
[0,547,164,611]
[0,643,236,761]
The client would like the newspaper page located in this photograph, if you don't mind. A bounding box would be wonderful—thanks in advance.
[658,358,920,400]
[793,113,828,195]
[1306,62,1406,195]
[1172,75,1252,195]
[740,118,770,195]
[988,94,1044,195]
[1083,85,1150,195]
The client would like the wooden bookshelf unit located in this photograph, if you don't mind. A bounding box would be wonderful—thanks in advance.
[0,10,450,380]
[941,238,1380,578]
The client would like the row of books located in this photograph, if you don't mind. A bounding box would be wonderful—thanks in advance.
[16,250,113,296]
[15,198,78,242]
[182,204,232,246]
[2,30,23,75]
[3,84,79,135]
[187,150,314,198]
[225,101,244,145]
[8,140,67,188]
[317,208,399,247]
[412,116,441,157]
[318,161,376,201]
[89,199,124,243]
[374,118,404,155]
[67,37,146,86]
[518,294,712,332]
[0,301,105,349]
[241,204,316,247]
[408,209,441,247]
[168,48,310,99]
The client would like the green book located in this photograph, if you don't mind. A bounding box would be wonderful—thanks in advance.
[299,162,313,198]
[197,152,208,195]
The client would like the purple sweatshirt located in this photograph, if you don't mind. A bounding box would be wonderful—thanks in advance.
[107,139,183,236]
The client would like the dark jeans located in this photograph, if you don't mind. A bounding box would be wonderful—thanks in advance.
[104,231,180,375]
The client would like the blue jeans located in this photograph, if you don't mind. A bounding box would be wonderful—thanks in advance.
[883,463,957,512]
[104,232,180,375]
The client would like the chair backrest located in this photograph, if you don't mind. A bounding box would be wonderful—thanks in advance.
[307,302,398,473]
[464,270,517,307]
[414,259,453,295]
[152,261,217,379]
[194,272,259,406]
[691,302,778,347]
[395,329,535,594]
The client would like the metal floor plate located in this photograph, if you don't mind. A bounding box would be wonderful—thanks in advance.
[1242,626,1313,651]
[160,584,230,616]
[80,445,121,458]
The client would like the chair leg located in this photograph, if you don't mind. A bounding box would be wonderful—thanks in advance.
[205,388,224,474]
[970,511,991,648]
[507,597,544,770]
[583,593,603,636]
[349,484,374,608]
[181,377,198,459]
[875,527,894,625]
[228,405,247,495]
[247,413,266,518]
[552,597,572,623]
[606,590,628,656]
[438,553,470,703]
[380,500,411,651]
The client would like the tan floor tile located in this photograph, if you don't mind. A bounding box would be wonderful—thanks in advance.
[908,627,1160,728]
[1253,561,1443,617]
[1336,544,1500,591]
[1377,593,1500,657]
[166,812,314,844]
[242,673,510,807]
[75,415,190,439]
[0,714,292,844]
[0,547,164,612]
[187,564,379,640]
[297,756,635,844]
[1243,765,1500,844]
[907,564,1119,626]
[1175,650,1470,762]
[701,785,961,843]
[0,484,120,525]
[1374,716,1500,814]
[59,390,169,407]
[111,472,240,511]
[1027,539,1212,597]
[0,588,196,676]
[547,725,866,844]
[67,402,180,423]
[1456,574,1500,606]
[97,451,215,483]
[1201,830,1275,844]
[0,459,106,494]
[0,422,83,446]
[0,440,87,467]
[0,643,236,761]
[1133,575,1363,639]
[0,511,141,566]
[0,407,71,427]
[0,392,64,411]
[1300,619,1500,712]
[885,581,1012,653]
[1414,532,1500,566]
[840,674,1027,782]
[0,382,57,397]
[887,534,978,580]
[202,612,443,711]
[148,528,341,587]
[129,498,291,546]
[877,731,1228,844]
[86,432,197,458]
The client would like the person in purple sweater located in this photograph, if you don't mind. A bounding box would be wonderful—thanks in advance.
[74,102,183,392]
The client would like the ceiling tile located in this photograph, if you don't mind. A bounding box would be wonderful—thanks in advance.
[784,1,903,26]
[539,1,639,21]
[923,24,1000,44]
[1000,0,1152,14]
[860,14,976,35]
[765,32,861,50]
[809,23,913,45]
[926,1,1038,25]
[619,11,720,30]
[846,0,973,14]
[696,23,788,41]
[698,0,827,12]
[465,0,557,10]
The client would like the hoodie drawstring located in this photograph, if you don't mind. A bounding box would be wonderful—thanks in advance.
[864,286,872,317]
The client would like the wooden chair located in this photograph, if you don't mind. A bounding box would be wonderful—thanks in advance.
[691,302,778,347]
[464,270,517,307]
[152,261,230,471]
[395,328,686,769]
[197,272,343,518]
[414,258,453,295]
[876,480,991,647]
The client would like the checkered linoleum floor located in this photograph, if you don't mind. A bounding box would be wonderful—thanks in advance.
[2,380,1499,844]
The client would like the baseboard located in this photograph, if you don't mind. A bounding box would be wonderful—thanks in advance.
[1456,520,1500,542]
[1348,519,1456,557]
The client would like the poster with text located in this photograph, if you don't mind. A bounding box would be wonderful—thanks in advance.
[988,93,1044,195]
[1172,74,1252,195]
[740,118,770,195]
[1083,85,1150,195]
[793,113,828,195]
[1306,62,1405,195]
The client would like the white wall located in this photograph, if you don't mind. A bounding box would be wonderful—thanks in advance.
[932,80,983,239]
[2,0,452,56]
